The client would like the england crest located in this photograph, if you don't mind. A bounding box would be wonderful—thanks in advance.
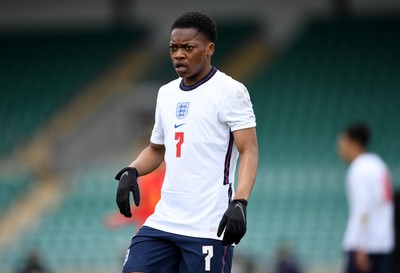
[176,102,190,119]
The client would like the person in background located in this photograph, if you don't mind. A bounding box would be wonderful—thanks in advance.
[17,249,50,273]
[273,244,302,273]
[337,122,394,273]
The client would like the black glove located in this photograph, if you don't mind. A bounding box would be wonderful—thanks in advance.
[217,199,247,245]
[115,167,140,218]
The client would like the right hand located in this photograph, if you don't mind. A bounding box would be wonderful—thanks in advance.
[115,167,140,218]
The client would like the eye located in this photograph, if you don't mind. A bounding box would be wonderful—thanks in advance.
[185,45,193,51]
[169,45,177,52]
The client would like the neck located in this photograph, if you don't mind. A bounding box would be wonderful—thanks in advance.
[183,64,212,86]
[349,148,365,162]
[180,66,216,91]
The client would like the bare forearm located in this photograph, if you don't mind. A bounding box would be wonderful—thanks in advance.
[232,127,258,201]
[129,143,165,176]
[234,149,258,201]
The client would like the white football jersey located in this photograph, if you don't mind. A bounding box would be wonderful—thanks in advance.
[144,67,256,240]
[343,153,394,252]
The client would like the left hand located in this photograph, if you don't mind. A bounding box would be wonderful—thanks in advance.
[355,250,371,272]
[217,199,247,245]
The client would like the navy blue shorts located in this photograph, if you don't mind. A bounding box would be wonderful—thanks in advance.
[122,226,233,273]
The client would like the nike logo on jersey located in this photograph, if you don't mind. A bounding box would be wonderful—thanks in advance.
[174,123,186,128]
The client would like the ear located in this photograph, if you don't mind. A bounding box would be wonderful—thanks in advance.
[206,42,215,57]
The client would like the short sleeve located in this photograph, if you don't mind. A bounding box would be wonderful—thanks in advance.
[220,83,256,131]
[150,91,164,145]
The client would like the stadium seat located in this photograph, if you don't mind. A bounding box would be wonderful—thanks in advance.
[0,172,33,217]
[0,26,147,157]
[1,165,133,271]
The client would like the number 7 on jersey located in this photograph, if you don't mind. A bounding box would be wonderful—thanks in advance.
[175,132,184,157]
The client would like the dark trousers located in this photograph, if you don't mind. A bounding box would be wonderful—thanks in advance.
[345,251,392,273]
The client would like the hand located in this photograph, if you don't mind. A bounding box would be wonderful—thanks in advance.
[115,167,140,218]
[355,250,371,272]
[217,199,247,245]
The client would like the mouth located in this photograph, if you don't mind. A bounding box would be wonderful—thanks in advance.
[174,63,187,74]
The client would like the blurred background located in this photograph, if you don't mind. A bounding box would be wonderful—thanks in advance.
[0,0,399,272]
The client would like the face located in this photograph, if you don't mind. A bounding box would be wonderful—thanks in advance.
[169,28,215,86]
[337,133,353,162]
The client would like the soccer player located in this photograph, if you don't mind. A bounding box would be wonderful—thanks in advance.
[114,11,258,273]
[337,123,394,273]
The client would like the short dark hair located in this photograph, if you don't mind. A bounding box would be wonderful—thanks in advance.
[171,11,217,43]
[343,122,371,148]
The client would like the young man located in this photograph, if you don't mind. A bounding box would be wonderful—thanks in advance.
[337,123,394,273]
[115,12,258,273]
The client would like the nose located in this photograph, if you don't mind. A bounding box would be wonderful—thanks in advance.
[174,48,185,59]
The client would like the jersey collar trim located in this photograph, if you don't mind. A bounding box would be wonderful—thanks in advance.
[179,66,217,91]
